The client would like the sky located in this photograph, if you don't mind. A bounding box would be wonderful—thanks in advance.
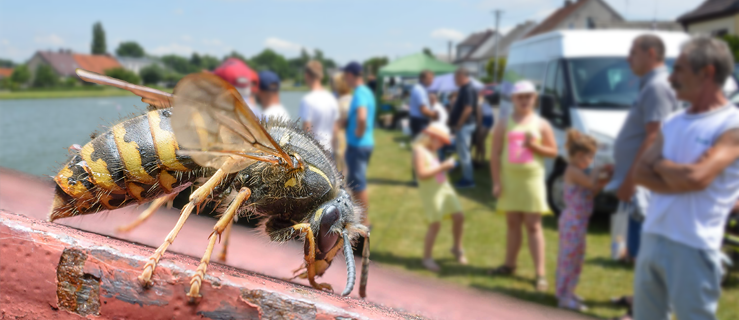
[0,0,702,65]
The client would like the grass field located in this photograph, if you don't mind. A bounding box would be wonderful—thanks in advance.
[365,129,739,319]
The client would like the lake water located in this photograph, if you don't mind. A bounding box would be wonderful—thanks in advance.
[0,91,305,177]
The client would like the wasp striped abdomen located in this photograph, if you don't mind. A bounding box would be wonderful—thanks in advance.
[49,108,203,221]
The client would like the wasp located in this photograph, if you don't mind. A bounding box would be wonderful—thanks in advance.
[49,69,370,299]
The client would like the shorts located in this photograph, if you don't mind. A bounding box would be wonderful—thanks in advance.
[345,146,373,192]
[483,115,494,128]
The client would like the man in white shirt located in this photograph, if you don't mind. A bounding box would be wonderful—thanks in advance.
[299,60,339,151]
[256,70,290,121]
[633,36,739,320]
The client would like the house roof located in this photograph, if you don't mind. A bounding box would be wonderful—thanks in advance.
[525,0,624,38]
[37,50,79,77]
[0,68,13,78]
[455,29,497,62]
[73,54,122,74]
[677,0,739,25]
[476,21,539,60]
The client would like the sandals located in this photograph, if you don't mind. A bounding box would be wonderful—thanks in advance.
[422,258,441,272]
[450,248,468,265]
[487,264,516,276]
[558,297,588,312]
[535,276,549,292]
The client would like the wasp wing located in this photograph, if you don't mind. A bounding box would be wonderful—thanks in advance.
[170,72,294,173]
[75,69,173,109]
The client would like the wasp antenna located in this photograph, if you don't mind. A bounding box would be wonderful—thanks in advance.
[340,230,356,297]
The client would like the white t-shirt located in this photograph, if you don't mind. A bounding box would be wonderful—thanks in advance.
[643,104,739,250]
[431,102,448,128]
[262,104,290,121]
[299,90,339,150]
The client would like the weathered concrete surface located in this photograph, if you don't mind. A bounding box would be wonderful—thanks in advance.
[0,168,591,320]
[0,211,416,319]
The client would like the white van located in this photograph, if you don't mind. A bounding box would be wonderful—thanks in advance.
[502,30,736,214]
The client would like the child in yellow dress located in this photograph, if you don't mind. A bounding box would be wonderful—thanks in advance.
[412,123,467,272]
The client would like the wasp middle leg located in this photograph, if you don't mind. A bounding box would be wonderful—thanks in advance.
[117,193,178,233]
[138,163,234,287]
[187,187,250,299]
[216,218,234,262]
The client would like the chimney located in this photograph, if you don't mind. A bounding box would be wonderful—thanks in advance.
[564,0,572,7]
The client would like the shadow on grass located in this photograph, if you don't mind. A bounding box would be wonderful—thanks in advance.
[367,178,415,187]
[586,257,634,271]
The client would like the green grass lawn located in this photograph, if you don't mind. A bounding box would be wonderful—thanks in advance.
[366,129,739,319]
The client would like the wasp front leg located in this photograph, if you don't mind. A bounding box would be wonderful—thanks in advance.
[293,223,333,292]
[188,187,251,299]
[117,193,177,232]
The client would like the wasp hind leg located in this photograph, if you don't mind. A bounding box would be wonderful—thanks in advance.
[117,193,177,233]
[188,187,251,299]
[216,218,234,262]
[138,164,234,287]
[293,223,333,292]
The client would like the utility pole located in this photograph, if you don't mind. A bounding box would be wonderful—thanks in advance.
[492,9,502,83]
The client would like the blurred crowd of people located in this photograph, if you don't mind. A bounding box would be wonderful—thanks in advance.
[213,33,739,320]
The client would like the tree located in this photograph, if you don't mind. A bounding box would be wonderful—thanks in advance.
[115,41,144,57]
[363,56,389,76]
[224,51,250,65]
[105,67,141,85]
[33,65,59,88]
[721,34,739,62]
[161,54,194,74]
[139,64,164,85]
[91,22,107,54]
[485,56,507,83]
[190,53,202,69]
[422,47,434,57]
[10,64,30,85]
[200,55,221,71]
[251,49,290,79]
[0,58,15,68]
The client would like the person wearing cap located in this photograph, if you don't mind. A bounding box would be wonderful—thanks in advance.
[256,70,290,121]
[489,79,558,292]
[342,61,376,227]
[213,58,262,117]
[412,123,467,272]
[300,60,339,151]
[449,68,480,189]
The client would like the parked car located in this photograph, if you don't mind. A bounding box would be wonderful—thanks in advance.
[503,30,737,215]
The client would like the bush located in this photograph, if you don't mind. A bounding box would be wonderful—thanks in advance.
[10,64,30,85]
[33,65,59,88]
[63,77,78,88]
[104,67,141,84]
[139,64,164,85]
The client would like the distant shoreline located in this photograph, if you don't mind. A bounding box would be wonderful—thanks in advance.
[0,86,310,100]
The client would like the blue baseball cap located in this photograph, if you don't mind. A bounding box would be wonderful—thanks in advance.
[343,61,362,76]
[258,70,280,92]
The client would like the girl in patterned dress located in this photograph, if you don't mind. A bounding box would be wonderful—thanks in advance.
[556,129,612,311]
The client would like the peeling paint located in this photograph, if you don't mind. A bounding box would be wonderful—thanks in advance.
[241,288,318,320]
[56,248,101,316]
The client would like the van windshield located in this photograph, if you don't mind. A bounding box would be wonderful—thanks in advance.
[567,57,674,108]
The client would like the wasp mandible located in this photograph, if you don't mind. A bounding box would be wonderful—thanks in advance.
[49,69,370,299]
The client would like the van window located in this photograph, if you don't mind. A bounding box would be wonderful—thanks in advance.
[567,57,676,108]
[542,60,569,128]
[567,58,641,108]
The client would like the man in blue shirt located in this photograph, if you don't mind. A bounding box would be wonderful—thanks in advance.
[343,61,376,227]
[409,70,437,137]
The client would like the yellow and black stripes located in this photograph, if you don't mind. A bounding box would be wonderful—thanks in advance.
[50,108,204,221]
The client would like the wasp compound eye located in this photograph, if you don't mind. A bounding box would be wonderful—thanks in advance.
[315,206,340,260]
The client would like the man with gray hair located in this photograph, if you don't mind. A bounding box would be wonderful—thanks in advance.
[633,35,739,320]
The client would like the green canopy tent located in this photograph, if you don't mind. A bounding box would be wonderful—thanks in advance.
[377,53,457,78]
[375,53,457,103]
